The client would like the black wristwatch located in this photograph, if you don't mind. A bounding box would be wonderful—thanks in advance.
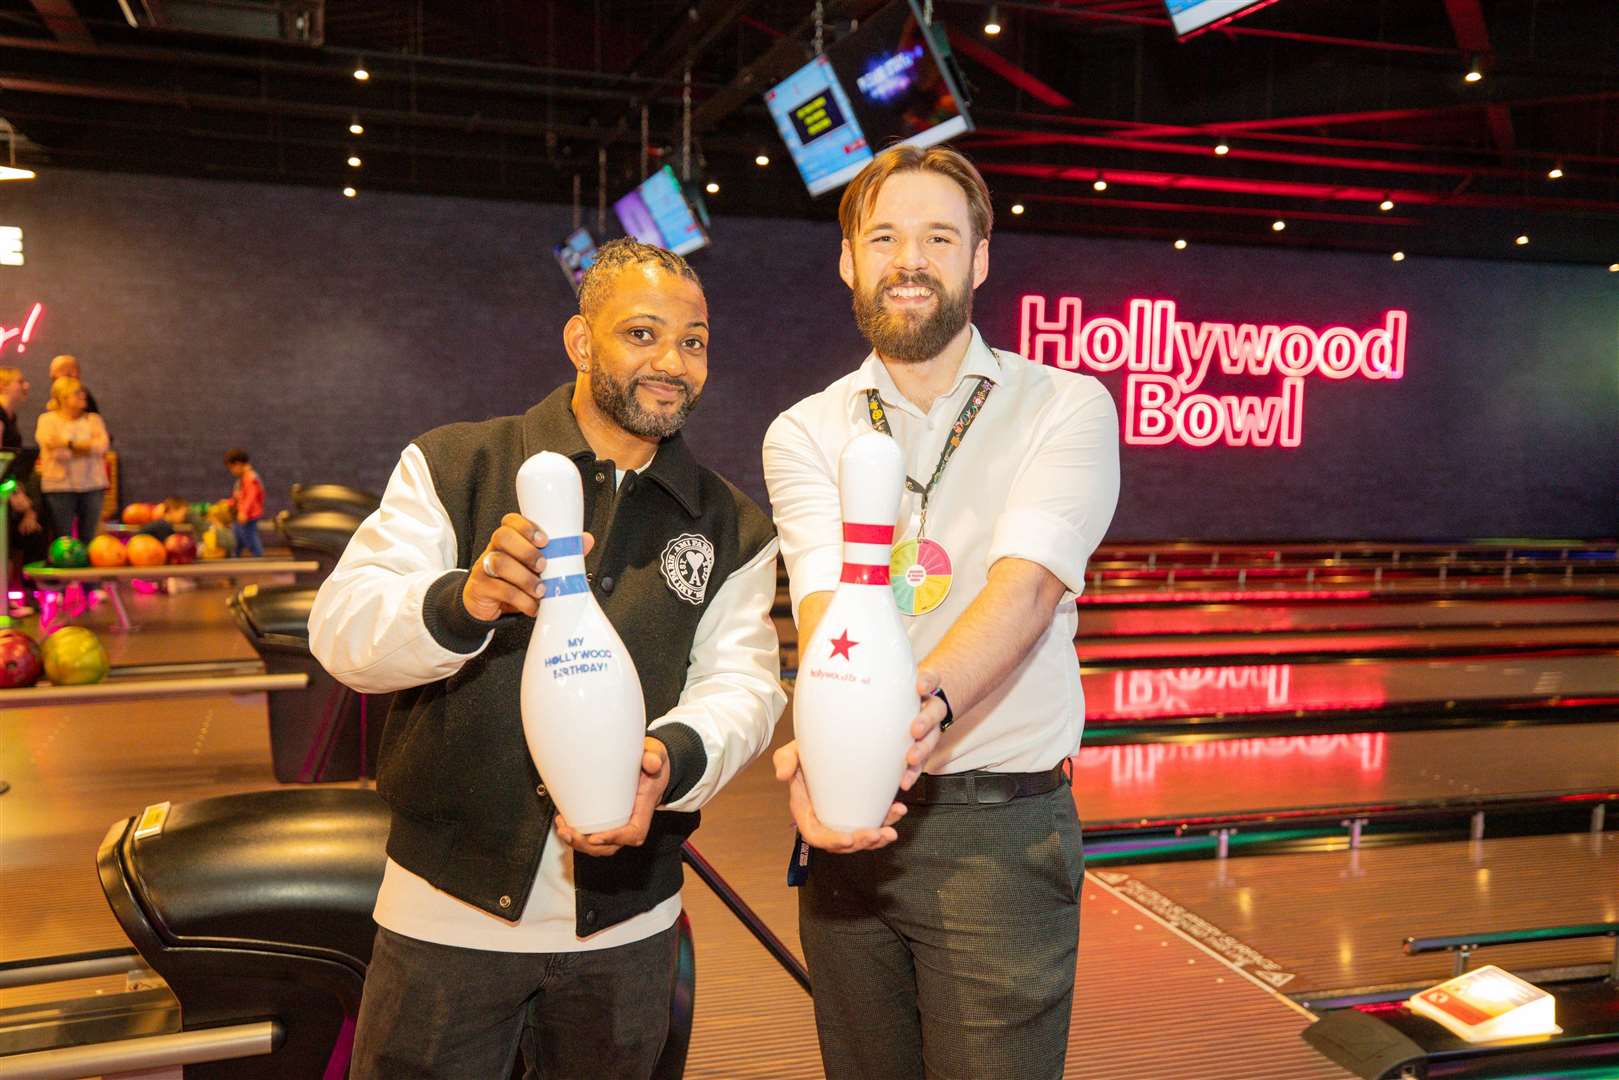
[932,686,954,732]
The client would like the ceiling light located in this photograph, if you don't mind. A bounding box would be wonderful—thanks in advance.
[347,155,362,168]
[1547,164,1564,180]
[1609,263,1619,272]
[1272,219,1286,232]
[1093,178,1108,192]
[1173,239,1187,250]
[754,154,770,167]
[349,121,365,136]
[1379,197,1395,212]
[0,121,33,181]
[353,61,370,81]
[1010,203,1025,215]
[984,3,1001,35]
[342,186,357,198]
[705,181,719,194]
[1515,234,1529,246]
[1214,142,1230,156]
[1392,251,1405,262]
[1464,56,1483,83]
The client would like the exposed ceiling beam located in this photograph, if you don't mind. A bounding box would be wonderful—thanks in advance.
[946,28,1073,109]
[1442,0,1513,161]
[26,0,93,44]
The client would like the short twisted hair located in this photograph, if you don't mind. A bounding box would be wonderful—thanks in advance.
[577,238,702,321]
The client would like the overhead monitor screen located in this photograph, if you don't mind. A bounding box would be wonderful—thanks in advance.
[613,165,709,256]
[552,227,598,289]
[765,55,874,196]
[1164,0,1278,39]
[825,0,972,155]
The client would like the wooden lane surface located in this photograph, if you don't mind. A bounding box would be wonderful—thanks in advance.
[1115,833,1619,998]
[23,559,316,583]
[0,672,304,708]
[1074,723,1619,828]
[5,584,264,668]
[680,720,1355,1079]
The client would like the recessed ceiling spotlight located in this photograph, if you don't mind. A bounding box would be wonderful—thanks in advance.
[353,61,370,81]
[1464,55,1483,83]
[347,155,362,168]
[1547,164,1564,180]
[1609,263,1619,272]
[1093,178,1108,192]
[1515,234,1529,246]
[1379,197,1395,212]
[1271,219,1286,232]
[1214,142,1230,156]
[1173,239,1187,250]
[349,121,365,136]
[984,3,1001,35]
[754,153,770,167]
[1010,203,1025,215]
[705,181,719,194]
[1391,251,1405,262]
[342,186,357,198]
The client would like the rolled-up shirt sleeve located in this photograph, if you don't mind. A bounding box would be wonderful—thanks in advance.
[308,444,499,694]
[762,411,843,622]
[651,539,786,812]
[986,382,1120,596]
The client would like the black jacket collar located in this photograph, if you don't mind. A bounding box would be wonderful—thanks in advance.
[522,383,703,518]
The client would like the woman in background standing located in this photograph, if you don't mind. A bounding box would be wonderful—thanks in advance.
[35,376,110,543]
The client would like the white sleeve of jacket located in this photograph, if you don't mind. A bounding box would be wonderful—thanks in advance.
[650,539,787,813]
[307,444,498,693]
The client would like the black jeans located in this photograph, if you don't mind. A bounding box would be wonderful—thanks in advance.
[349,922,678,1080]
[799,783,1084,1080]
[43,489,103,543]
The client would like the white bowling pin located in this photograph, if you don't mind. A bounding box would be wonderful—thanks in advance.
[517,452,646,835]
[794,432,918,832]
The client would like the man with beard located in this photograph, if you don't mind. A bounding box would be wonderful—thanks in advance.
[309,238,784,1078]
[763,145,1120,1079]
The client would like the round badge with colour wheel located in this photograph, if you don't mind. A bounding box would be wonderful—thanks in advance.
[890,538,953,616]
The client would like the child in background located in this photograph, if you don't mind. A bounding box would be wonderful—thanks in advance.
[200,500,237,559]
[224,448,264,557]
[138,497,197,542]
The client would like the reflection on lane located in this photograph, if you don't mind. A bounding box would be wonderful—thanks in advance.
[1077,733,1389,787]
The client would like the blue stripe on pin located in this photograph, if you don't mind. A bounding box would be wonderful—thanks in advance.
[540,534,584,559]
[541,574,591,598]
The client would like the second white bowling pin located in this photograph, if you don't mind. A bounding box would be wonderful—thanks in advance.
[794,432,918,833]
[517,452,645,835]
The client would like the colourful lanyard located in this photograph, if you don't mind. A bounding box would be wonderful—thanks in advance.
[865,375,993,537]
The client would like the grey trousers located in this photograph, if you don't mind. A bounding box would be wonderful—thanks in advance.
[799,783,1084,1080]
[349,922,678,1080]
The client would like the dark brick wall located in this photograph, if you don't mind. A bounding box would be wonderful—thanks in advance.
[1,169,1614,539]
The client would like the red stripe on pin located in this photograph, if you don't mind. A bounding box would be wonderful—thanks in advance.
[843,523,894,544]
[842,563,891,585]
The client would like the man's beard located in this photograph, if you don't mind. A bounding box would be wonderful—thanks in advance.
[590,366,701,439]
[852,268,974,364]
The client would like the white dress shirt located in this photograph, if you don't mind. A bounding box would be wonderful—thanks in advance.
[764,326,1119,773]
[309,445,785,952]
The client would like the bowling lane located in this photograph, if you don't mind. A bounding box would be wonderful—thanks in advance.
[1106,833,1619,998]
[1081,573,1619,603]
[1079,596,1619,638]
[1080,651,1619,737]
[1074,724,1619,829]
[1081,622,1619,663]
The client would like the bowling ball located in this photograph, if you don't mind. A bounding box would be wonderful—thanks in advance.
[126,534,167,567]
[0,629,43,689]
[88,534,128,568]
[191,501,211,520]
[199,528,228,560]
[121,503,152,526]
[47,536,90,568]
[41,626,109,686]
[164,533,197,564]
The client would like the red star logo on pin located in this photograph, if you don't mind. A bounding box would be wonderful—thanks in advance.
[828,630,858,660]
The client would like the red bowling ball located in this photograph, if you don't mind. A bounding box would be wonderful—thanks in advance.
[0,629,43,689]
[164,533,198,565]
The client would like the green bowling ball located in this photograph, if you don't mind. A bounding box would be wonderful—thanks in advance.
[191,501,211,520]
[47,536,90,568]
[40,626,109,686]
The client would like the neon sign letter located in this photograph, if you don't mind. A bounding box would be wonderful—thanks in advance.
[1020,294,1408,449]
[0,302,43,356]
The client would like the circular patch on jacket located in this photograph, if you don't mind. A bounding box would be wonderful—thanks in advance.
[661,533,715,605]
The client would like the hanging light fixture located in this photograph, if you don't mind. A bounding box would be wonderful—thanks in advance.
[0,120,35,181]
[983,3,1002,35]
